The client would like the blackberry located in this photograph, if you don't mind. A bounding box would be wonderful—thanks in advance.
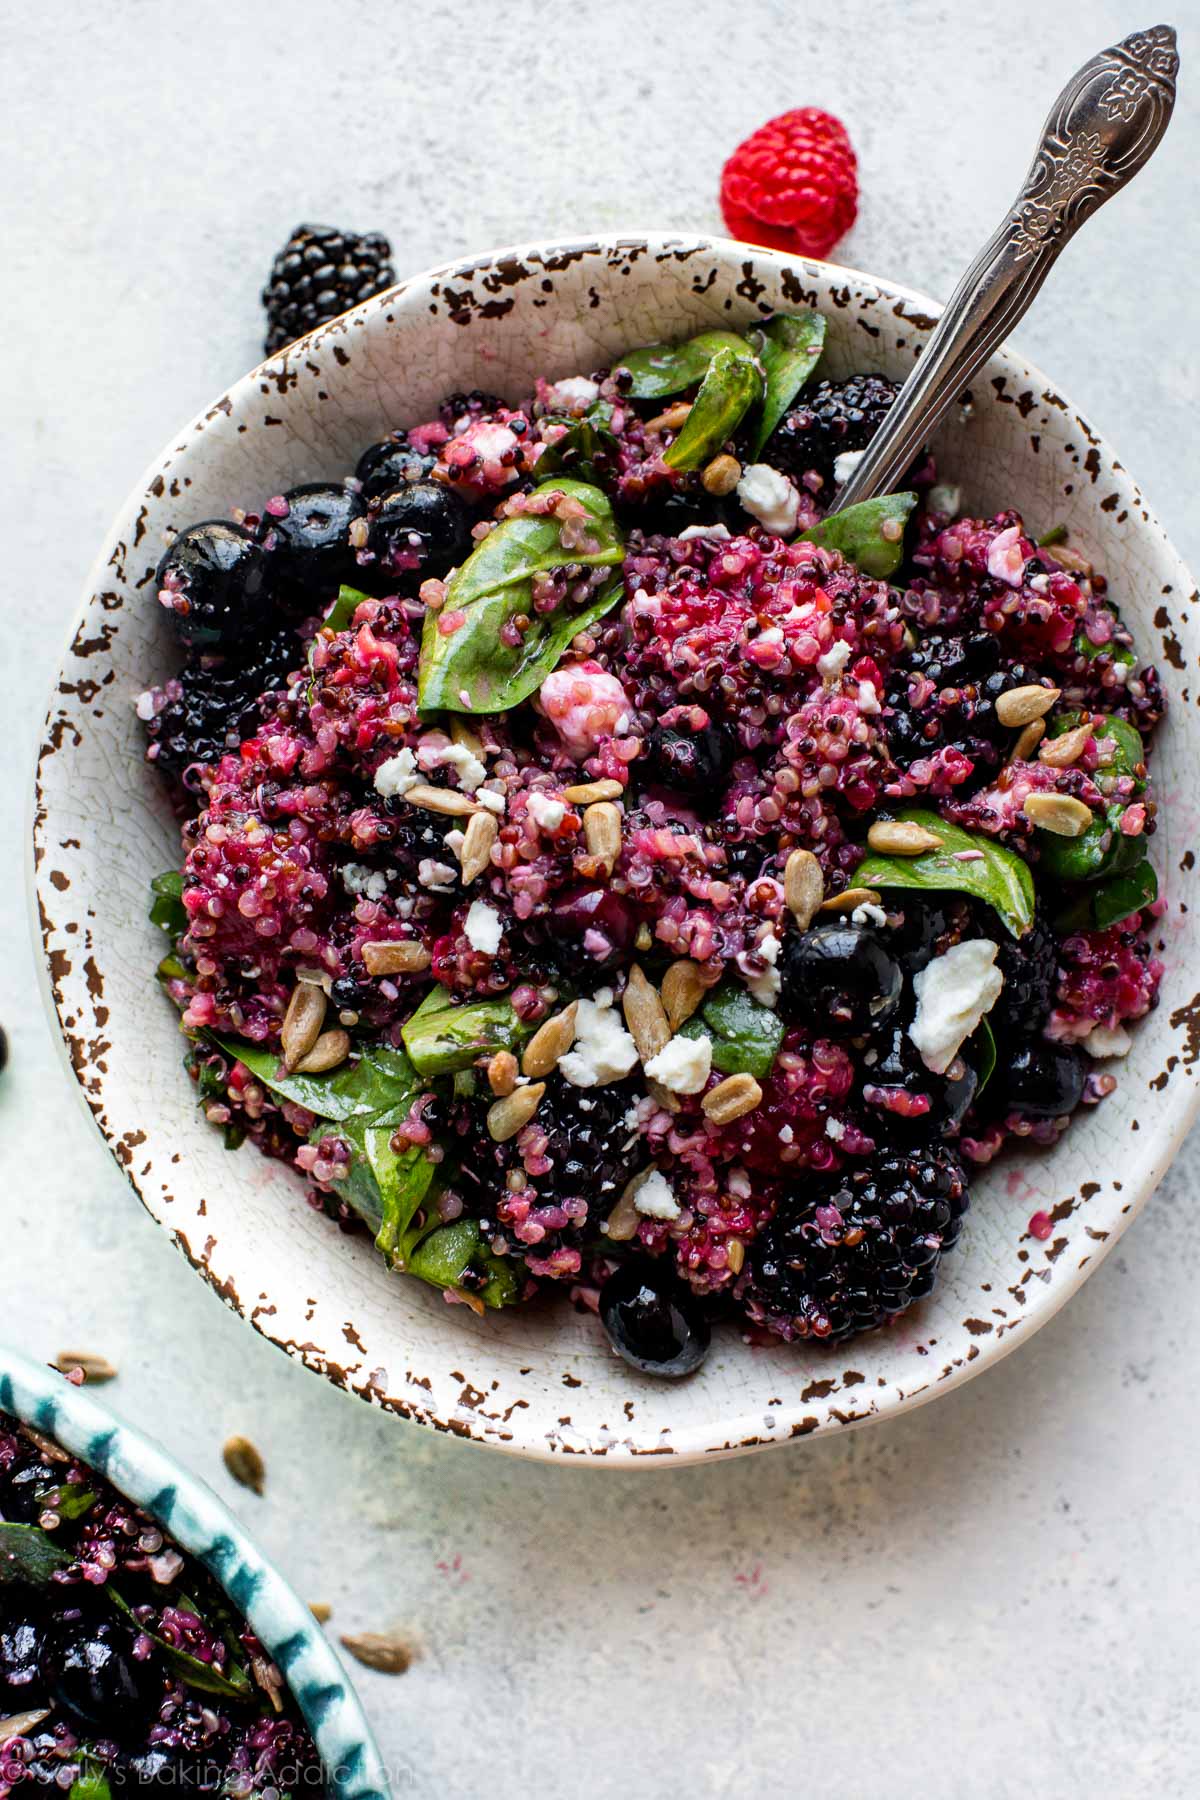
[888,893,978,976]
[745,1145,969,1343]
[764,373,899,490]
[143,629,298,789]
[262,223,396,356]
[156,522,270,651]
[885,640,1052,781]
[991,910,1059,1038]
[454,1078,638,1259]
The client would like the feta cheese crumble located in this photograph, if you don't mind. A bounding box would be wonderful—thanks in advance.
[341,863,389,901]
[419,737,487,792]
[463,900,503,955]
[745,929,782,1009]
[817,638,852,680]
[1083,1023,1132,1059]
[676,522,732,542]
[549,375,600,410]
[908,939,1004,1075]
[558,993,639,1088]
[736,463,801,537]
[373,747,418,798]
[643,1032,712,1095]
[528,790,567,834]
[633,1168,682,1221]
[833,448,865,487]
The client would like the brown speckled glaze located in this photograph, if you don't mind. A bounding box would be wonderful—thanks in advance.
[29,235,1200,1464]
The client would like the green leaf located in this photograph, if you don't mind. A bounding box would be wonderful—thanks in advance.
[70,1760,113,1800]
[1053,859,1158,932]
[417,478,625,714]
[1037,802,1146,884]
[1049,712,1145,790]
[401,993,533,1077]
[0,1523,71,1586]
[404,1220,523,1309]
[109,1590,253,1703]
[321,584,370,636]
[801,493,918,580]
[1036,523,1068,547]
[1073,625,1135,668]
[662,346,763,471]
[535,403,621,487]
[156,952,189,986]
[854,808,1036,938]
[33,1482,99,1522]
[679,982,784,1078]
[211,1037,421,1124]
[746,312,826,455]
[973,1018,997,1096]
[149,871,187,940]
[616,330,750,399]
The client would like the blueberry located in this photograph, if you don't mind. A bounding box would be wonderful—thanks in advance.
[41,1615,161,1738]
[257,483,366,595]
[355,435,437,502]
[3,1458,60,1521]
[888,895,977,977]
[156,523,269,651]
[365,482,473,589]
[0,1616,46,1696]
[112,1747,223,1791]
[864,1022,977,1139]
[600,1263,711,1378]
[644,719,733,797]
[779,925,903,1037]
[545,885,638,974]
[992,1042,1087,1120]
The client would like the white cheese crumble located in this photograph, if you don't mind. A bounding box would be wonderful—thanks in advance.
[1083,1023,1132,1059]
[420,738,486,793]
[341,863,388,901]
[643,1032,713,1095]
[558,994,639,1088]
[825,1118,846,1142]
[833,448,866,486]
[528,791,567,834]
[851,902,888,928]
[633,1168,682,1221]
[135,689,158,722]
[475,787,506,814]
[676,522,732,542]
[463,900,503,955]
[927,482,962,518]
[856,679,881,715]
[373,747,418,798]
[417,858,457,892]
[549,375,600,410]
[909,939,1004,1074]
[745,929,782,1009]
[736,463,800,537]
[817,638,852,679]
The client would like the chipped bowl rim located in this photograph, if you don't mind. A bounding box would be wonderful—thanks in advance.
[28,230,1200,1464]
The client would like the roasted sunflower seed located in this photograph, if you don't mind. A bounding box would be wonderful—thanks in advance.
[294,1029,351,1074]
[361,940,431,976]
[521,1004,578,1078]
[562,778,623,804]
[457,810,498,885]
[1022,792,1093,836]
[660,959,706,1031]
[281,982,326,1069]
[621,965,671,1062]
[339,1631,418,1674]
[866,821,941,856]
[995,684,1061,728]
[1038,723,1092,768]
[583,801,622,873]
[701,1073,764,1124]
[222,1435,265,1495]
[53,1352,116,1384]
[784,848,824,929]
[487,1083,546,1142]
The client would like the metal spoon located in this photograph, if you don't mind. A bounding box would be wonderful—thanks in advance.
[833,24,1179,513]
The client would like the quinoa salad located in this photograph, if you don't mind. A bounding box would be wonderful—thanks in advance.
[138,311,1164,1376]
[0,1409,323,1797]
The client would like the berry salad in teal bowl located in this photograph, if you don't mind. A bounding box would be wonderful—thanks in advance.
[0,1351,388,1800]
[34,237,1200,1461]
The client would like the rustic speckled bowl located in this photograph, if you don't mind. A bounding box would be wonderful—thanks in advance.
[0,1348,389,1799]
[31,233,1200,1465]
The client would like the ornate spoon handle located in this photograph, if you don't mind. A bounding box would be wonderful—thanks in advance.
[833,24,1179,513]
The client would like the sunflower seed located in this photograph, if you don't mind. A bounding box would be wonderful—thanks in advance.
[784,848,824,929]
[660,960,706,1031]
[995,684,1061,728]
[281,983,326,1070]
[1022,792,1093,836]
[604,1170,652,1242]
[1012,719,1046,761]
[457,811,498,885]
[449,719,486,759]
[403,782,481,817]
[222,1435,265,1495]
[583,801,622,873]
[53,1352,116,1384]
[701,453,741,497]
[487,1082,546,1142]
[562,778,623,804]
[725,1238,745,1275]
[521,1003,578,1078]
[361,940,431,976]
[486,1051,519,1097]
[294,1029,351,1074]
[340,1631,418,1674]
[819,886,882,914]
[866,820,942,856]
[0,1709,52,1740]
[309,1603,333,1624]
[645,401,692,434]
[647,1077,681,1115]
[1038,723,1092,768]
[621,965,671,1062]
[701,1072,763,1124]
[1048,544,1094,577]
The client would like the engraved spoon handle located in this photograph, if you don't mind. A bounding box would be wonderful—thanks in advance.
[833,24,1179,513]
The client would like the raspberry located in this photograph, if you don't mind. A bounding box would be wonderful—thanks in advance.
[720,108,858,260]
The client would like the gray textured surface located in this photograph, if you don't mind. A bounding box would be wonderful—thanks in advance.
[3,0,1199,1793]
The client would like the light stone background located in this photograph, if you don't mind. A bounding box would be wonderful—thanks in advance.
[4,1,1200,1793]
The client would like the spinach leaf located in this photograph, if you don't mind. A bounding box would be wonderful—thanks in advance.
[156,952,189,986]
[109,1591,253,1704]
[404,1220,523,1309]
[801,493,918,580]
[1037,524,1068,547]
[211,1036,421,1124]
[69,1762,112,1800]
[973,1019,997,1096]
[307,586,370,701]
[33,1482,99,1522]
[1049,712,1145,789]
[322,1110,437,1261]
[1038,802,1146,884]
[535,403,621,487]
[1053,859,1157,932]
[1074,628,1135,669]
[401,992,533,1076]
[417,477,625,714]
[616,330,749,399]
[746,311,826,455]
[0,1523,71,1586]
[679,983,784,1078]
[149,871,187,941]
[662,346,763,471]
[854,809,1036,938]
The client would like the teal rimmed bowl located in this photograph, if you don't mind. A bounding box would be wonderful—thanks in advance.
[0,1349,390,1800]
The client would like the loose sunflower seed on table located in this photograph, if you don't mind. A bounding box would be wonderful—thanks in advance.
[222,1434,266,1495]
[53,1352,117,1384]
[339,1631,419,1674]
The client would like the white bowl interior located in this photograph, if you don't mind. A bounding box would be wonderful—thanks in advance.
[32,235,1200,1463]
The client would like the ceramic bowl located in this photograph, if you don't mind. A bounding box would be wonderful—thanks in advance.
[0,1348,389,1798]
[31,233,1200,1465]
